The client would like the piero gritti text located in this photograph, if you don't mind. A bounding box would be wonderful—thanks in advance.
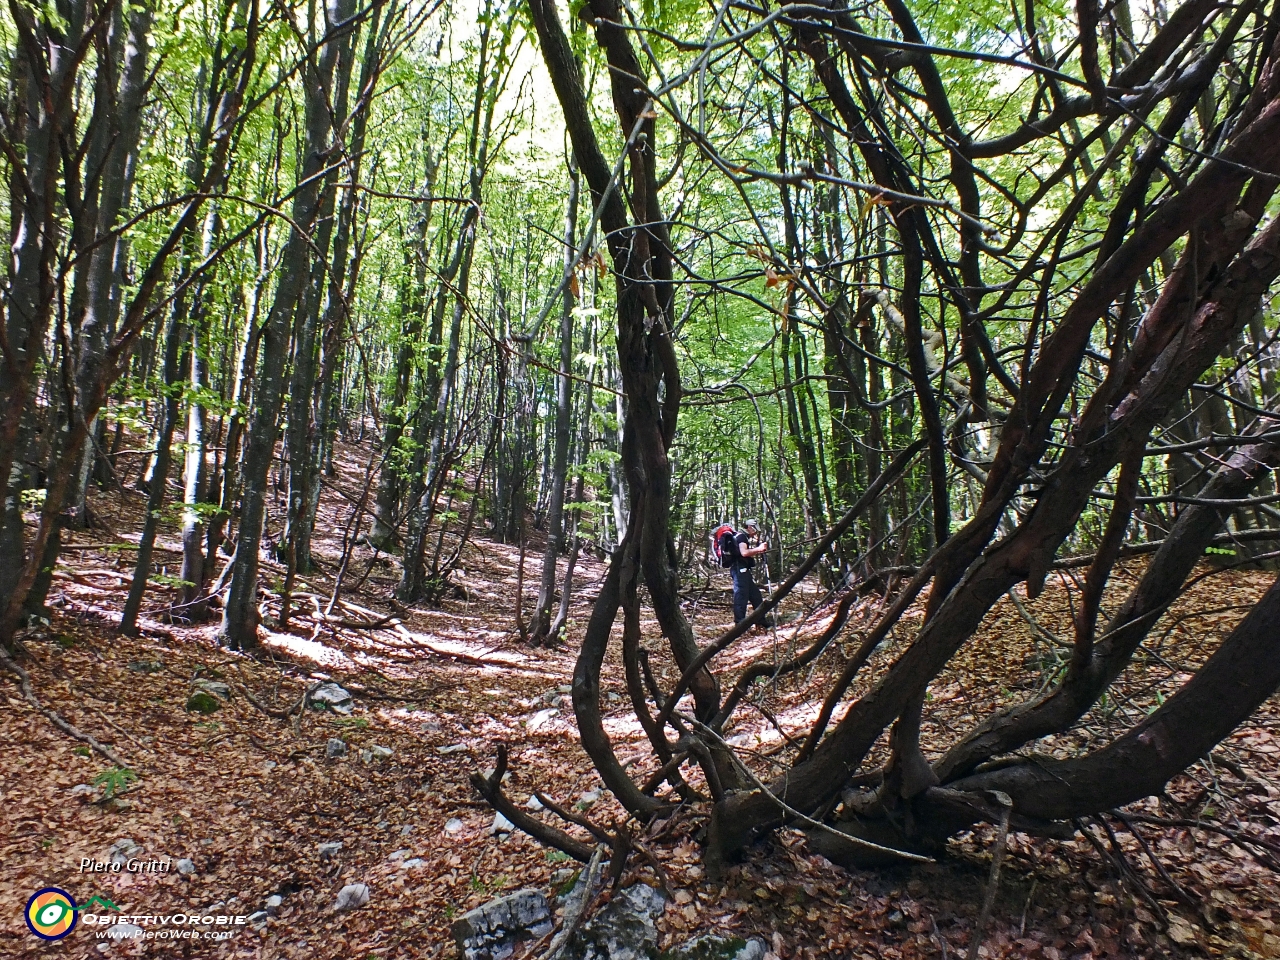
[80,857,172,874]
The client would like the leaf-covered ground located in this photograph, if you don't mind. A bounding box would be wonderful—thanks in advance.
[3,448,1280,959]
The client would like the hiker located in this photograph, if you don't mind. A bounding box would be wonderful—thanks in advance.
[713,519,768,625]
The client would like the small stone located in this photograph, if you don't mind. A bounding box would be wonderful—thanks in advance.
[525,794,544,811]
[556,685,572,694]
[176,858,196,877]
[70,784,96,797]
[360,749,373,763]
[606,691,621,703]
[377,820,390,830]
[107,838,143,865]
[247,910,269,928]
[264,895,283,916]
[310,682,354,714]
[526,707,558,731]
[127,660,163,673]
[577,789,601,808]
[263,761,277,771]
[334,883,370,912]
[317,841,343,859]
[400,824,415,835]
[389,849,409,860]
[400,858,426,870]
[326,738,348,759]
[193,679,232,700]
[664,934,769,960]
[437,743,468,755]
[106,923,145,941]
[445,818,465,836]
[371,745,393,759]
[489,812,514,836]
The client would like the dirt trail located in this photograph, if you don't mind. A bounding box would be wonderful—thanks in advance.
[3,447,1279,959]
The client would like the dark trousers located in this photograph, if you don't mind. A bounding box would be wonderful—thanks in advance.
[731,565,764,624]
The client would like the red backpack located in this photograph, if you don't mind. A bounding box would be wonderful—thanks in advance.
[709,523,738,567]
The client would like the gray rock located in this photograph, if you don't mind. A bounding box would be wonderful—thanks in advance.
[127,660,163,673]
[326,738,348,759]
[247,910,269,928]
[334,883,370,912]
[371,744,393,759]
[525,794,545,811]
[106,923,145,941]
[176,858,196,876]
[400,824,415,835]
[452,889,552,960]
[445,818,465,836]
[565,883,666,960]
[70,784,96,797]
[377,820,390,830]
[107,838,143,865]
[310,682,354,714]
[662,934,768,960]
[400,858,426,870]
[437,743,468,755]
[317,841,343,859]
[360,749,373,763]
[264,895,283,916]
[193,679,232,700]
[489,812,514,836]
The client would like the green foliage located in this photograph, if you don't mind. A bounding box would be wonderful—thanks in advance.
[93,767,139,800]
[186,691,222,715]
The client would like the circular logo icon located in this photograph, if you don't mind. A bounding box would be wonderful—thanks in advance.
[26,888,78,941]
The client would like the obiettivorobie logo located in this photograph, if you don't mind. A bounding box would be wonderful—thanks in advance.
[25,888,119,941]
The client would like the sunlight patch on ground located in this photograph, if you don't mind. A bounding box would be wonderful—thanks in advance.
[261,628,357,669]
[601,715,651,740]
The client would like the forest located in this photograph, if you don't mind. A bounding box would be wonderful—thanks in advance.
[3,0,1280,954]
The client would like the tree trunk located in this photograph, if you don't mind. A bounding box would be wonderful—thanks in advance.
[220,0,350,649]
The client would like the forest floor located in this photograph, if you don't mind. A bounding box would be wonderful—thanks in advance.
[3,442,1280,959]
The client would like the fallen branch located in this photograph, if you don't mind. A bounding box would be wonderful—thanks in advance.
[1,645,131,768]
[470,745,595,861]
[966,792,1012,960]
